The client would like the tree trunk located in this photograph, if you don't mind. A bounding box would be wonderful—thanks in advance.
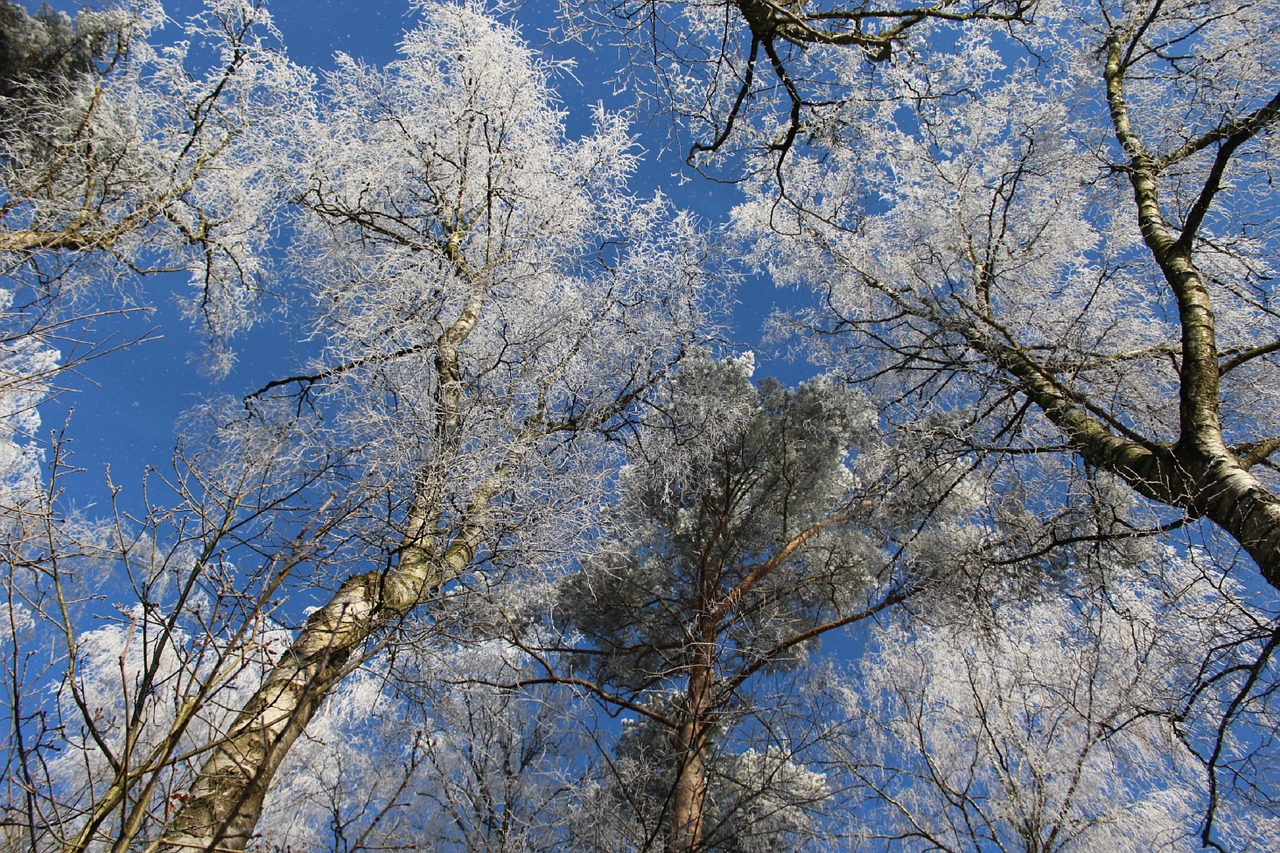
[971,326,1280,592]
[157,570,392,851]
[1175,448,1280,589]
[156,437,525,851]
[667,646,716,853]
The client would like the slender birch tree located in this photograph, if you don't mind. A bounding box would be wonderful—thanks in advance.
[157,4,712,848]
[0,2,323,849]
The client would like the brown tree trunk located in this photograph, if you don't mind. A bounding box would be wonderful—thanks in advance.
[667,641,716,853]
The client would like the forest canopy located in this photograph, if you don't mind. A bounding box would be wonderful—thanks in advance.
[1,0,1278,850]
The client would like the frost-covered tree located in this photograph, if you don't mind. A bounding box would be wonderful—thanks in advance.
[0,288,55,501]
[0,6,319,844]
[8,578,589,852]
[156,4,713,849]
[1,0,712,848]
[0,0,113,116]
[0,0,312,357]
[831,554,1280,852]
[12,0,1279,849]
[737,0,1280,602]
[568,0,1035,167]
[731,4,1280,833]
[0,412,361,852]
[547,355,998,851]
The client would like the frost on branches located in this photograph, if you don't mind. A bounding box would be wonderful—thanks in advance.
[833,554,1280,851]
[4,0,1280,850]
[569,0,1037,169]
[548,355,1011,851]
[0,0,313,368]
[0,287,54,504]
[2,0,712,848]
[736,0,1280,594]
[733,4,1280,829]
[159,3,711,849]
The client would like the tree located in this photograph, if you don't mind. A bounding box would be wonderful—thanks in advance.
[829,552,1280,851]
[0,2,322,848]
[0,0,114,116]
[155,4,713,849]
[1,1,712,848]
[543,355,1001,851]
[9,544,591,853]
[9,0,1278,848]
[730,2,1280,834]
[578,702,831,852]
[250,639,593,852]
[736,0,1280,590]
[0,0,312,362]
[0,418,350,851]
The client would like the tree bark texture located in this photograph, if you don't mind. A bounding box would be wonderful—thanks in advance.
[666,646,716,853]
[157,555,457,851]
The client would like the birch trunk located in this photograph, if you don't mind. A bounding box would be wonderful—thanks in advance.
[155,546,467,851]
[155,410,532,852]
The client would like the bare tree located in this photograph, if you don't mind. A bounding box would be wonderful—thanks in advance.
[246,638,593,852]
[565,0,1035,169]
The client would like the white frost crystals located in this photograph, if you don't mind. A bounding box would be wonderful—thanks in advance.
[837,554,1278,851]
[157,2,714,849]
[0,1,710,849]
[0,287,55,506]
[292,3,706,480]
[4,0,1280,850]
[0,0,314,369]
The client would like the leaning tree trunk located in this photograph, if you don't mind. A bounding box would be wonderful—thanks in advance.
[157,237,520,850]
[157,547,463,851]
[156,430,529,851]
[157,569,399,851]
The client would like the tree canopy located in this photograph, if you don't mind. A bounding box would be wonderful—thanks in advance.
[2,0,1279,850]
